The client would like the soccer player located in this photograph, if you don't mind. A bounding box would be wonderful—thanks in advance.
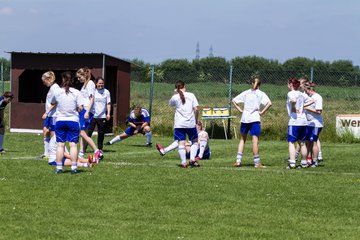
[232,76,272,168]
[76,67,102,161]
[0,91,14,153]
[304,82,324,167]
[51,71,83,174]
[38,71,60,159]
[105,106,152,146]
[84,77,111,157]
[286,77,310,169]
[47,134,97,168]
[156,121,211,160]
[168,80,200,168]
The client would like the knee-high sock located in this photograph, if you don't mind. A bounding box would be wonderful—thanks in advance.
[198,138,208,159]
[44,137,50,156]
[164,141,179,154]
[190,142,199,161]
[145,131,152,144]
[178,145,186,165]
[0,134,4,150]
[109,135,122,144]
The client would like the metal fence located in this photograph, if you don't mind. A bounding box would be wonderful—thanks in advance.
[131,66,360,141]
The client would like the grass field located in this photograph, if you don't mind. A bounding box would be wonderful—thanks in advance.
[1,133,360,239]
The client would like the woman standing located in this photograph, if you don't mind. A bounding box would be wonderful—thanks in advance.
[304,82,324,167]
[169,80,200,168]
[86,77,111,156]
[286,77,310,169]
[76,67,101,162]
[51,71,83,174]
[39,71,60,159]
[232,76,272,168]
[0,91,13,153]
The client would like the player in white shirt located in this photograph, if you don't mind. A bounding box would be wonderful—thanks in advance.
[47,134,96,168]
[286,77,313,169]
[76,67,102,162]
[51,71,83,174]
[304,82,324,167]
[85,77,111,156]
[169,80,200,168]
[39,71,60,159]
[156,121,211,160]
[232,76,272,168]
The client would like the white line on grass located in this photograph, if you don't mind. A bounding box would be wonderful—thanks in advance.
[3,156,360,177]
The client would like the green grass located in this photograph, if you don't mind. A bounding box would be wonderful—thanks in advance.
[1,133,360,239]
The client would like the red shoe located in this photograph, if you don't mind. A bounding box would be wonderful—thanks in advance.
[180,163,188,168]
[156,143,165,156]
[94,149,101,162]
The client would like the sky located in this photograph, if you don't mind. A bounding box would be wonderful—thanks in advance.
[0,0,359,66]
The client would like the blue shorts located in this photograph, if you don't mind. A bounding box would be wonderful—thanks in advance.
[174,127,198,141]
[240,122,261,137]
[287,125,307,142]
[186,147,211,159]
[306,126,322,142]
[55,121,80,143]
[44,116,55,131]
[124,126,144,136]
[79,109,94,130]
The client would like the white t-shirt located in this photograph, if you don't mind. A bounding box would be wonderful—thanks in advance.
[233,89,271,123]
[93,88,111,118]
[52,87,83,122]
[80,80,96,113]
[306,92,324,127]
[169,91,199,128]
[45,83,60,117]
[287,90,307,126]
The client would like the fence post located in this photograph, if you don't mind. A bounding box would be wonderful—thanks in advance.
[1,62,3,94]
[227,64,233,138]
[148,65,155,123]
[310,66,314,82]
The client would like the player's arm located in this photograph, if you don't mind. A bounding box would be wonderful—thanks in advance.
[259,100,272,116]
[42,103,57,119]
[232,99,243,113]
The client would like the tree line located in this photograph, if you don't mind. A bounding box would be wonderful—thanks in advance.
[2,56,360,86]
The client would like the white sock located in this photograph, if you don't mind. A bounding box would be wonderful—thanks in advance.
[253,155,260,166]
[110,135,121,144]
[178,145,186,165]
[190,142,199,161]
[71,162,77,171]
[0,134,4,150]
[236,152,243,163]
[56,162,63,171]
[198,138,208,159]
[164,141,179,154]
[318,151,323,159]
[145,131,152,144]
[44,138,50,156]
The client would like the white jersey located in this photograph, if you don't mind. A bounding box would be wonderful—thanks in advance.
[287,90,307,126]
[51,87,83,122]
[306,92,324,127]
[48,135,68,163]
[80,80,96,114]
[233,89,271,123]
[45,83,60,117]
[93,88,111,118]
[169,91,199,128]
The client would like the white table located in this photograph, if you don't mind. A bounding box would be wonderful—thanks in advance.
[201,116,237,140]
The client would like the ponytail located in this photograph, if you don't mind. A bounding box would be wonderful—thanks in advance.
[175,80,186,104]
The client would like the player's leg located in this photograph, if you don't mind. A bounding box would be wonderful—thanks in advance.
[143,125,152,147]
[234,123,248,167]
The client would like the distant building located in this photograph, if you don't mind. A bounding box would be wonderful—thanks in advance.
[9,52,133,133]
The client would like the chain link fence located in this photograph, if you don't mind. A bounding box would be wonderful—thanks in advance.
[132,66,360,142]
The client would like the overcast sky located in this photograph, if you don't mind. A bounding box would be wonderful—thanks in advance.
[0,0,359,66]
